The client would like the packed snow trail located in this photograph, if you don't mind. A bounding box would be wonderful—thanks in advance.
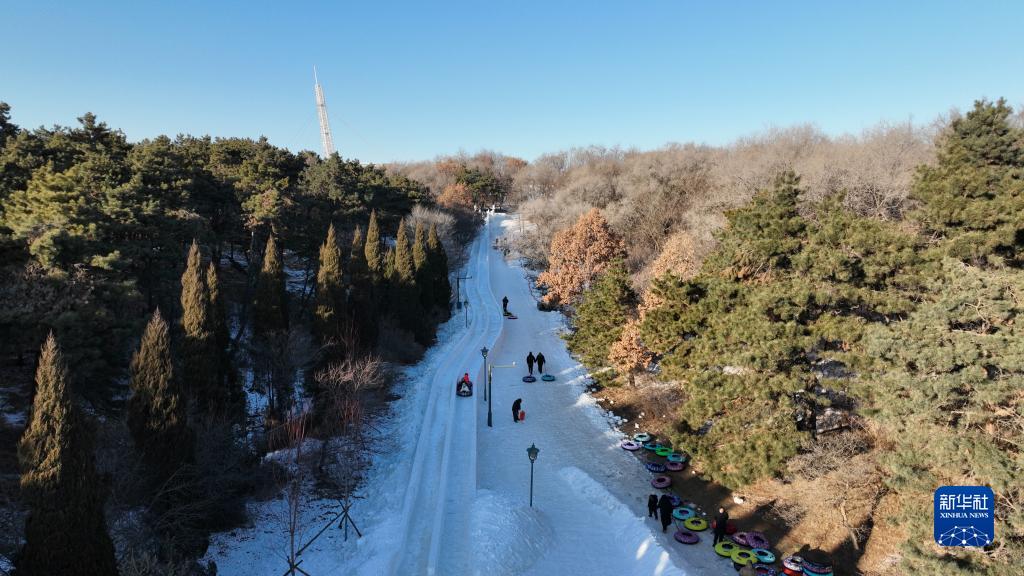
[203,213,730,575]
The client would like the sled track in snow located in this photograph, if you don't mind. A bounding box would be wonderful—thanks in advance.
[386,218,502,576]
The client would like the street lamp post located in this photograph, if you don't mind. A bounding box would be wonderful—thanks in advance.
[480,347,489,402]
[527,443,539,507]
[486,362,515,428]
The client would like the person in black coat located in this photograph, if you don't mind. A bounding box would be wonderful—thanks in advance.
[512,398,522,423]
[526,352,535,375]
[502,296,509,313]
[536,352,546,374]
[657,494,674,533]
[647,494,659,519]
[712,506,729,545]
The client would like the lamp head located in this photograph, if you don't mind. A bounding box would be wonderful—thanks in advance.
[527,443,539,462]
[480,346,489,358]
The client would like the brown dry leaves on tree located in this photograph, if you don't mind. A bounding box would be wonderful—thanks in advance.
[437,182,474,211]
[537,208,625,306]
[607,318,652,383]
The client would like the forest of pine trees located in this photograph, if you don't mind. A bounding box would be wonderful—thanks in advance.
[0,104,455,573]
[560,99,1024,574]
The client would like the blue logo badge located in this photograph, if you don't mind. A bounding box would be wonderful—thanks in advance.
[934,486,994,547]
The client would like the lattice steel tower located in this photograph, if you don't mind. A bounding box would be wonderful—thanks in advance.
[314,66,336,157]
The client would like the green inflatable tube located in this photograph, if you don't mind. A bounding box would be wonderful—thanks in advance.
[714,541,738,557]
[683,517,708,531]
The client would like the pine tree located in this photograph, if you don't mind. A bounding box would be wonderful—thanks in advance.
[394,218,415,286]
[383,246,396,283]
[253,234,288,334]
[17,333,119,576]
[567,260,636,369]
[348,224,375,346]
[427,223,451,313]
[912,99,1024,267]
[314,223,346,350]
[180,240,217,412]
[364,209,382,278]
[127,309,193,486]
[349,224,368,284]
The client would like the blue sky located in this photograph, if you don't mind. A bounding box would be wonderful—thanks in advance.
[2,0,1022,163]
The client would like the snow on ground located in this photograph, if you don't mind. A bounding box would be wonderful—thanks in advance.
[205,214,730,576]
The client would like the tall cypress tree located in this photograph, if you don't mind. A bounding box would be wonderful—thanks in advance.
[206,261,237,410]
[127,309,193,486]
[253,234,288,334]
[364,210,382,279]
[427,223,451,314]
[349,224,368,284]
[348,224,375,346]
[413,221,433,310]
[180,240,217,412]
[17,333,119,576]
[314,223,346,349]
[394,218,415,287]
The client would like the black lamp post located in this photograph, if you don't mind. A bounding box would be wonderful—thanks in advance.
[480,347,488,402]
[527,443,539,507]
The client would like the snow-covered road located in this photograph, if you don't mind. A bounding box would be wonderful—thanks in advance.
[205,214,729,575]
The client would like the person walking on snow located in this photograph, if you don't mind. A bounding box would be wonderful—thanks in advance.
[526,352,535,375]
[512,398,523,423]
[647,494,659,519]
[712,506,729,545]
[658,494,674,533]
[536,352,546,374]
[502,296,509,314]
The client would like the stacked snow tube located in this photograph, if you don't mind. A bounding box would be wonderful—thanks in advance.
[683,517,708,531]
[665,461,685,471]
[651,475,671,489]
[620,440,641,451]
[666,452,687,463]
[746,531,770,550]
[730,532,751,547]
[645,462,667,473]
[752,548,776,564]
[633,432,652,443]
[643,442,660,451]
[731,549,757,569]
[752,565,778,576]
[673,530,700,545]
[541,374,555,381]
[672,507,695,521]
[781,556,804,576]
[801,559,834,576]
[714,541,739,557]
[655,446,673,457]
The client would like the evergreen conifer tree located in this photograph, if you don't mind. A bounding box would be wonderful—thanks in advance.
[206,261,238,410]
[427,223,451,313]
[127,309,193,486]
[253,234,288,334]
[180,240,217,412]
[413,221,433,310]
[364,210,382,278]
[567,260,636,369]
[17,334,119,576]
[314,223,346,349]
[348,224,376,346]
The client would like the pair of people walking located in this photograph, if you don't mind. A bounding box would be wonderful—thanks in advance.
[525,351,546,375]
[647,494,674,533]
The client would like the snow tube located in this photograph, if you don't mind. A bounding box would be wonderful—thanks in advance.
[782,569,803,576]
[730,532,751,547]
[650,475,671,489]
[655,447,673,457]
[746,532,770,550]
[522,375,536,382]
[672,507,695,521]
[668,495,682,507]
[801,560,833,575]
[753,565,778,576]
[645,462,666,473]
[731,549,757,566]
[666,452,686,463]
[673,530,699,545]
[665,461,685,472]
[683,517,708,531]
[541,374,555,381]
[633,432,652,443]
[506,315,518,319]
[620,440,641,451]
[714,541,739,557]
[643,442,661,451]
[782,556,804,571]
[712,520,737,535]
[752,549,776,564]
